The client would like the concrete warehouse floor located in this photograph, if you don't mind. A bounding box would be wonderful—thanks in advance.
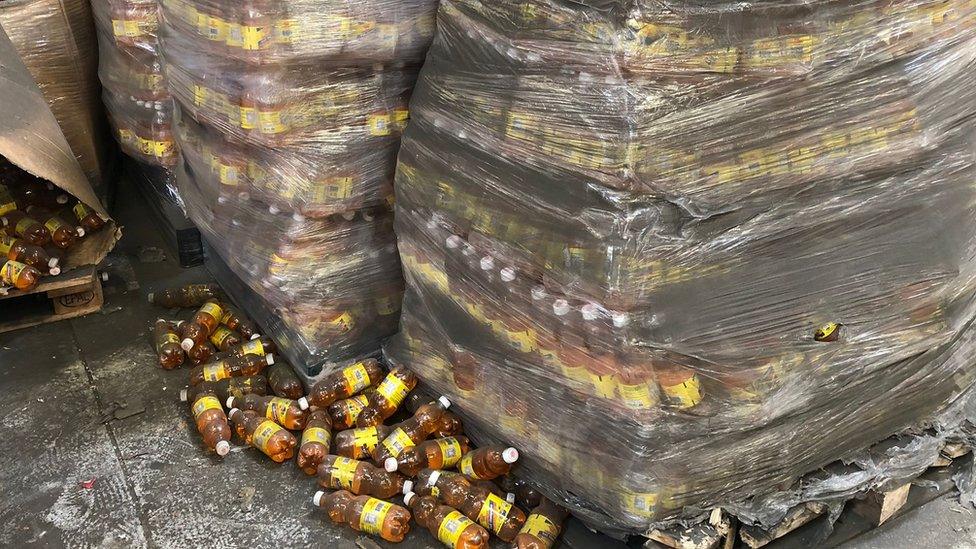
[0,182,974,548]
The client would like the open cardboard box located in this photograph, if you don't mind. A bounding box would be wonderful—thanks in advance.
[0,25,120,269]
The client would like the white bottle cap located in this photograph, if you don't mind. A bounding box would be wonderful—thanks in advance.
[313,490,325,507]
[341,211,356,221]
[181,338,194,351]
[298,397,309,411]
[147,292,155,303]
[228,408,241,421]
[427,470,441,487]
[250,333,261,340]
[265,354,275,365]
[76,227,86,237]
[215,440,230,456]
[268,205,280,215]
[292,213,306,223]
[403,491,416,505]
[363,211,375,222]
[384,457,399,472]
[500,267,517,282]
[49,266,61,276]
[552,299,570,316]
[479,256,494,271]
[179,388,188,402]
[56,194,68,204]
[48,257,59,268]
[531,285,547,301]
[612,311,630,328]
[438,396,452,410]
[506,492,516,504]
[226,396,236,409]
[100,272,108,282]
[445,235,463,250]
[502,447,519,464]
[402,480,414,495]
[581,303,600,321]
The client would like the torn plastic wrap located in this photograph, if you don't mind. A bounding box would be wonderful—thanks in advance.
[383,0,976,534]
[159,0,435,375]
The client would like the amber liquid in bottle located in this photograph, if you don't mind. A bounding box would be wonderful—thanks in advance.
[458,446,519,481]
[296,408,333,475]
[307,359,384,408]
[372,397,451,464]
[0,234,59,274]
[412,470,527,542]
[404,394,464,438]
[228,407,297,462]
[71,201,106,232]
[180,376,269,404]
[1,210,50,246]
[210,325,243,351]
[154,319,186,369]
[404,491,490,549]
[266,361,304,399]
[189,353,274,385]
[187,340,217,366]
[328,392,373,430]
[189,388,231,456]
[220,304,257,338]
[355,366,418,427]
[25,207,82,249]
[0,259,41,290]
[334,423,392,460]
[180,300,226,350]
[214,336,278,360]
[385,436,470,477]
[148,283,224,308]
[312,490,412,543]
[226,393,308,430]
[513,499,569,549]
[317,455,405,498]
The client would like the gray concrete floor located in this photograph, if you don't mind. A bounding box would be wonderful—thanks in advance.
[1,181,974,548]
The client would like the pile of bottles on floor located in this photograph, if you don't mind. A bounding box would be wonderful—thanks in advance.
[91,0,177,168]
[154,0,436,367]
[150,283,565,548]
[0,159,109,292]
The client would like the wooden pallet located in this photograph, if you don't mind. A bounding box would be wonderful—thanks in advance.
[0,265,103,333]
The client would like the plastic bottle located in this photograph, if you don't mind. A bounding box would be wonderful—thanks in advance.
[148,283,223,308]
[180,376,269,404]
[0,259,41,290]
[657,363,704,410]
[267,361,304,399]
[228,407,297,462]
[226,393,308,430]
[180,300,226,350]
[220,305,257,339]
[311,490,411,543]
[188,353,273,385]
[329,392,374,430]
[154,319,185,369]
[306,358,385,408]
[317,455,406,498]
[372,397,452,464]
[0,235,60,274]
[213,335,277,359]
[403,491,490,549]
[24,207,83,249]
[513,499,569,549]
[404,394,465,438]
[187,340,217,366]
[334,424,392,460]
[355,366,418,427]
[1,210,51,246]
[188,387,231,456]
[458,446,520,481]
[70,201,106,233]
[385,436,470,477]
[210,325,243,351]
[499,476,543,509]
[410,469,527,542]
[16,179,68,210]
[296,409,333,475]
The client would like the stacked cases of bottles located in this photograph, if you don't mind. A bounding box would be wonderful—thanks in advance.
[384,0,976,531]
[92,0,177,168]
[157,0,436,369]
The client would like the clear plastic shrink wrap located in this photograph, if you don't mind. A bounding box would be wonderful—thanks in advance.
[92,0,178,168]
[383,0,976,533]
[159,0,435,372]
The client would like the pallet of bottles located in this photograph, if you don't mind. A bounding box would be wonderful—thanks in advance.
[0,265,103,333]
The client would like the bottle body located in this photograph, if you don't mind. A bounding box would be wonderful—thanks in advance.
[356,366,418,427]
[189,353,272,385]
[328,392,372,430]
[0,235,59,274]
[308,359,384,408]
[372,399,451,464]
[334,424,391,460]
[229,408,297,462]
[388,436,470,477]
[415,470,527,542]
[313,490,412,543]
[267,361,304,399]
[1,210,51,246]
[297,409,333,475]
[0,259,41,290]
[210,325,243,351]
[220,305,257,338]
[148,283,223,308]
[317,455,405,498]
[513,499,569,549]
[227,393,307,430]
[180,300,225,349]
[189,390,231,456]
[154,319,186,369]
[404,492,489,549]
[458,446,520,481]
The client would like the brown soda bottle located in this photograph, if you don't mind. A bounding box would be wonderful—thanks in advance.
[459,446,520,481]
[187,340,217,366]
[16,179,69,209]
[210,325,243,351]
[154,319,186,369]
[372,397,452,464]
[0,259,41,290]
[148,283,224,308]
[410,470,527,542]
[226,393,308,430]
[329,392,375,431]
[403,491,490,549]
[404,393,465,438]
[213,335,277,360]
[180,300,226,350]
[296,409,333,475]
[25,206,83,249]
[312,490,411,543]
[71,201,106,233]
[220,304,257,339]
[0,235,60,274]
[180,376,269,404]
[385,436,470,477]
[227,407,297,462]
[305,358,385,408]
[513,499,569,549]
[355,366,418,428]
[499,476,543,509]
[656,360,704,410]
[188,353,274,385]
[1,210,51,246]
[317,455,406,498]
[188,387,232,456]
[267,361,304,399]
[334,424,393,460]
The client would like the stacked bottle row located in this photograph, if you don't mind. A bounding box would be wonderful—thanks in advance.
[92,0,177,167]
[385,0,976,532]
[159,0,437,369]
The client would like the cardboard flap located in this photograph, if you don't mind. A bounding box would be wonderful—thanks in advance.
[0,24,119,268]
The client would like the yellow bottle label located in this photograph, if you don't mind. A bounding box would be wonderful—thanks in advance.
[193,84,209,106]
[343,395,371,427]
[330,456,360,491]
[210,326,236,348]
[350,425,379,458]
[274,19,300,44]
[301,426,331,447]
[199,302,224,320]
[241,339,265,356]
[205,16,227,42]
[459,453,481,480]
[266,397,293,425]
[436,437,463,468]
[72,202,88,220]
[112,19,144,38]
[368,113,392,136]
[662,374,703,409]
[329,311,356,332]
[15,217,36,236]
[240,106,257,130]
[202,361,229,382]
[381,427,415,458]
[505,328,537,354]
[394,108,410,129]
[476,493,512,535]
[258,110,287,135]
[342,362,372,394]
[225,22,243,48]
[520,513,559,543]
[621,491,659,518]
[359,498,392,536]
[0,260,27,284]
[376,375,410,407]
[242,25,267,50]
[0,197,16,216]
[252,420,283,455]
[814,322,840,341]
[191,395,222,419]
[319,177,354,200]
[589,372,618,399]
[157,332,180,352]
[437,510,475,549]
[0,235,13,255]
[618,382,659,409]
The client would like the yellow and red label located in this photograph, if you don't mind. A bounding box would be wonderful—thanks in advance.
[342,362,372,394]
[368,113,392,136]
[437,510,475,549]
[251,420,283,455]
[436,438,463,468]
[301,426,331,448]
[476,493,512,535]
[329,311,356,333]
[43,217,65,235]
[381,428,415,458]
[191,395,222,419]
[202,361,230,382]
[376,375,410,407]
[359,498,392,535]
[0,260,27,284]
[520,513,559,544]
[618,382,659,410]
[241,25,268,51]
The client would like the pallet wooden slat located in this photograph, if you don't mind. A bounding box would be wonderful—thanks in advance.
[0,266,103,333]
